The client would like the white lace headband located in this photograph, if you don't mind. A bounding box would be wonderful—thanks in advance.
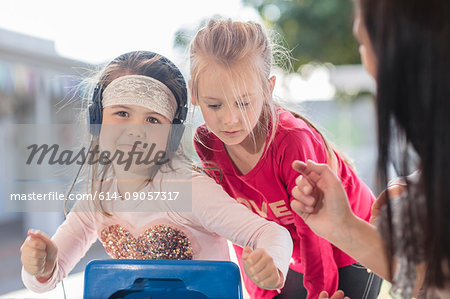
[102,74,178,120]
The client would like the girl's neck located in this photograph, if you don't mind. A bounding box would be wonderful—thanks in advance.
[224,127,266,175]
[116,179,150,198]
[114,168,155,197]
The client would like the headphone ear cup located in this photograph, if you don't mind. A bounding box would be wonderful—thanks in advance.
[88,104,102,137]
[178,106,188,123]
[167,105,188,152]
[168,119,185,152]
[88,85,103,137]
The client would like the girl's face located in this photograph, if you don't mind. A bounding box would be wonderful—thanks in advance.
[353,8,377,78]
[193,62,273,146]
[99,104,171,172]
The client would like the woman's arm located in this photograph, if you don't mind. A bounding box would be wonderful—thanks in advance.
[291,160,430,294]
[290,160,392,279]
[292,162,431,299]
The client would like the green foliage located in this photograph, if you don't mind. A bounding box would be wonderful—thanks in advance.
[243,0,361,71]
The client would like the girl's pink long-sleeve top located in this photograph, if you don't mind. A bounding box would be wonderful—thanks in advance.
[22,171,293,293]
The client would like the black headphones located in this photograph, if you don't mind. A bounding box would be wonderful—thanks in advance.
[87,51,188,152]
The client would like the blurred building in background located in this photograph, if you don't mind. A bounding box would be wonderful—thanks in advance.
[0,28,108,295]
[0,27,89,230]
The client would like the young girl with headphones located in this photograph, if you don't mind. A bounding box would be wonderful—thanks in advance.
[20,51,293,293]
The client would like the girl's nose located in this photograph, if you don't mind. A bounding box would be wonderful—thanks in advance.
[223,107,239,125]
[126,124,146,139]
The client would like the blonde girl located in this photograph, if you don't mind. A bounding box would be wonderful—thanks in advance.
[190,19,382,299]
[19,51,293,294]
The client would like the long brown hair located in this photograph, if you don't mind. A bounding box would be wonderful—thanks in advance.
[359,0,450,288]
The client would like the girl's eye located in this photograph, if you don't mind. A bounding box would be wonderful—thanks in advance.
[237,102,250,108]
[207,104,221,110]
[147,117,160,124]
[116,111,129,117]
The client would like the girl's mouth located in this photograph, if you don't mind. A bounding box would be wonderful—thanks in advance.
[222,130,241,136]
[117,144,145,152]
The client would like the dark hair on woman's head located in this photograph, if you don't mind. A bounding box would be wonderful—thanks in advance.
[359,0,450,288]
[99,51,187,118]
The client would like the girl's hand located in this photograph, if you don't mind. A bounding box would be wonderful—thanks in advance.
[20,229,58,282]
[319,290,349,299]
[242,246,283,290]
[290,160,355,242]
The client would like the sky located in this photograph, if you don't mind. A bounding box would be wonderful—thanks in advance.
[0,0,339,101]
[0,0,259,64]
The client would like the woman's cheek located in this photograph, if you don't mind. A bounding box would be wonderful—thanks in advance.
[360,44,377,79]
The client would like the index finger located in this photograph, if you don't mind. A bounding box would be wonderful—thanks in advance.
[245,248,265,265]
[27,230,53,250]
[292,161,321,184]
[23,235,46,251]
[293,160,339,188]
[292,160,307,174]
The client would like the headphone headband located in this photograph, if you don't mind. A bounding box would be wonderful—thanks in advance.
[87,51,188,152]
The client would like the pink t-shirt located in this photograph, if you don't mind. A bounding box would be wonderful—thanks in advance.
[194,108,376,299]
[22,169,293,294]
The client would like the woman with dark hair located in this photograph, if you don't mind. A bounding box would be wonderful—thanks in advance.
[291,0,449,298]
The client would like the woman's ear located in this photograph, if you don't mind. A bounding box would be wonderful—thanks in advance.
[268,76,276,96]
[189,80,199,106]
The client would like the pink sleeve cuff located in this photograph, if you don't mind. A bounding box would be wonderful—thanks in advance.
[21,261,61,293]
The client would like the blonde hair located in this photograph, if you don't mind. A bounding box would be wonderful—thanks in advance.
[190,18,344,170]
[190,18,278,148]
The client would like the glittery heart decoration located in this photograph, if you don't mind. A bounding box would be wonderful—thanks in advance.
[100,224,193,260]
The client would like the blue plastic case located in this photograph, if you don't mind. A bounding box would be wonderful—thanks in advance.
[83,259,243,299]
